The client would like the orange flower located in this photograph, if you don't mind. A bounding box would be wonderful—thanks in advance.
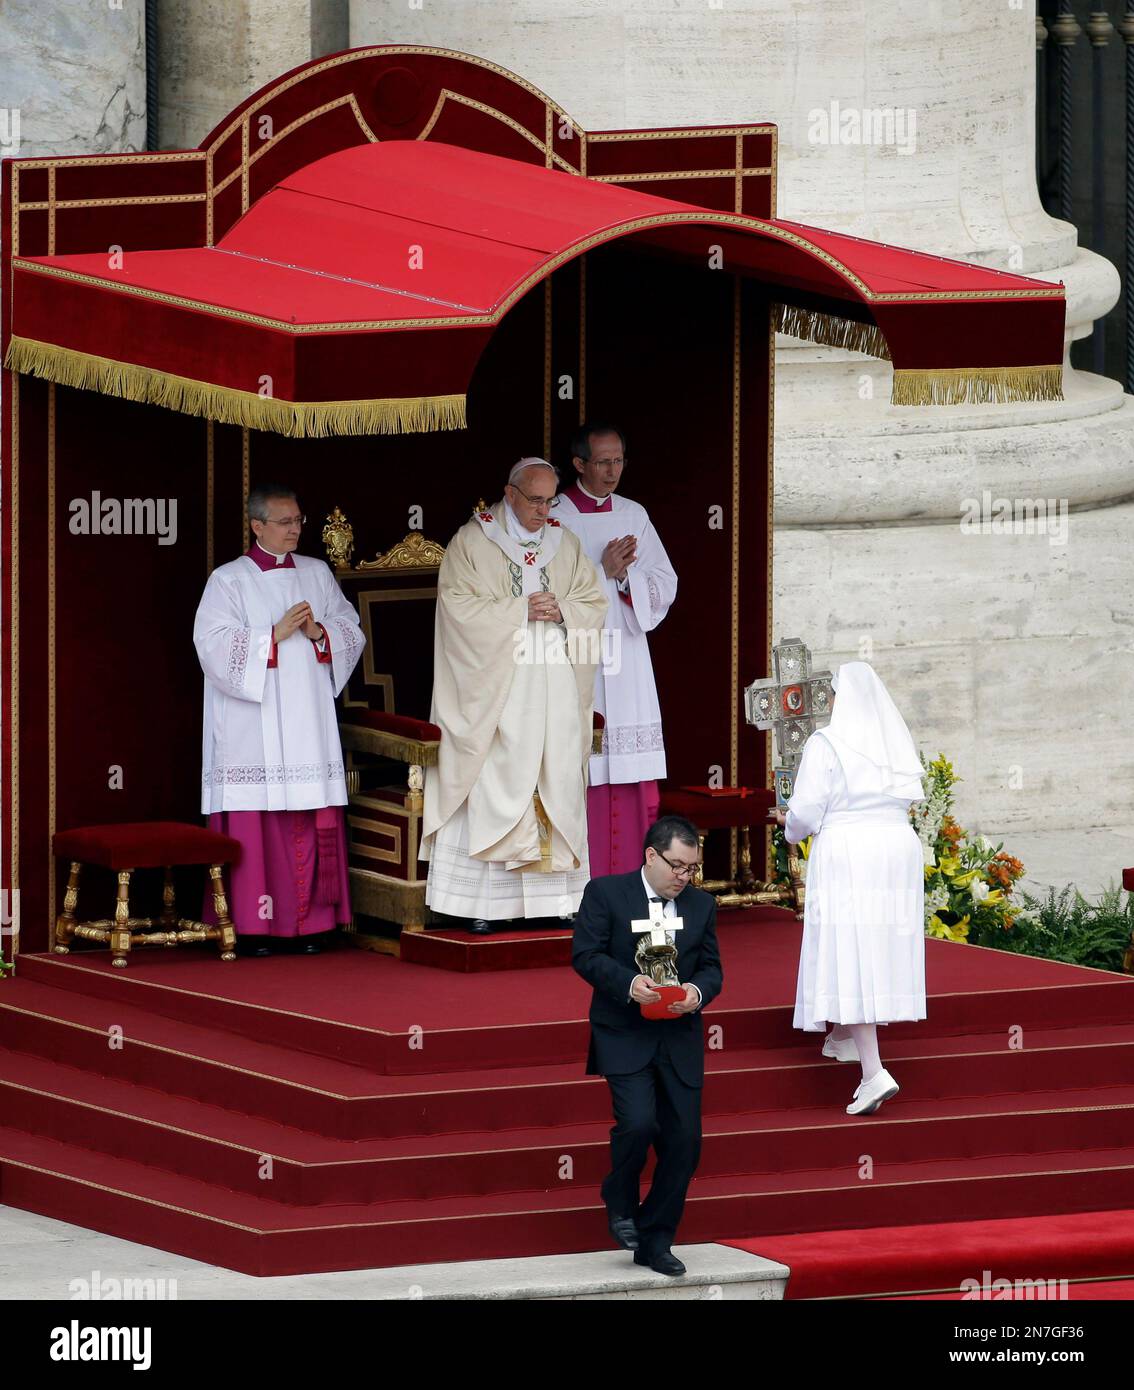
[941,816,964,846]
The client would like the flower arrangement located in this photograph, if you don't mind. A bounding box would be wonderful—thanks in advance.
[770,752,1026,942]
[769,749,1132,972]
[916,754,1026,944]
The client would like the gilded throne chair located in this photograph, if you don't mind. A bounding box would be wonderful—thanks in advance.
[331,525,448,955]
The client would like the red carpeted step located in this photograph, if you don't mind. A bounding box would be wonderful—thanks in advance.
[7,925,1134,1275]
[723,1209,1134,1299]
[18,938,1133,1075]
[4,1123,1134,1277]
[399,926,573,972]
[4,978,1134,1142]
[5,1042,1134,1208]
[0,978,605,1138]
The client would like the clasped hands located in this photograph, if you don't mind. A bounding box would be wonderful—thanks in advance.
[273,600,323,644]
[630,974,700,1015]
[527,592,563,623]
[602,535,638,582]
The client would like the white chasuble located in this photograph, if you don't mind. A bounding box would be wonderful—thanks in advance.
[421,501,608,919]
[556,488,677,785]
[194,553,365,813]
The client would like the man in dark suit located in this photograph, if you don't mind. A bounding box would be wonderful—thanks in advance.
[572,814,722,1276]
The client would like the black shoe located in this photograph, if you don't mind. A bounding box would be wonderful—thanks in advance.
[469,919,494,935]
[608,1216,640,1251]
[300,938,322,954]
[634,1249,686,1277]
[239,940,271,958]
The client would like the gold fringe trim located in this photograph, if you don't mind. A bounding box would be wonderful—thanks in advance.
[338,723,440,767]
[891,365,1064,407]
[3,336,466,438]
[773,302,892,360]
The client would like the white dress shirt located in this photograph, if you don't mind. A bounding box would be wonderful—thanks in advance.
[629,866,702,1008]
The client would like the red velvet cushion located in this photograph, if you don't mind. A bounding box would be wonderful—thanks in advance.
[342,709,601,741]
[341,709,442,743]
[53,821,241,869]
[1124,868,1134,892]
[658,787,775,830]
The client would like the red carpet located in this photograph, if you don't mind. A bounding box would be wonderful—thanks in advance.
[880,1279,1134,1300]
[1,913,1133,1277]
[725,1209,1134,1299]
[398,924,575,971]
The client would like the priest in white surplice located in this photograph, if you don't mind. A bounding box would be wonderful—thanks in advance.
[774,662,925,1116]
[557,423,677,875]
[421,459,608,933]
[194,484,365,955]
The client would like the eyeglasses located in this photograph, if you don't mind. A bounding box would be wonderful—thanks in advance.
[509,485,560,510]
[655,850,699,879]
[587,457,626,468]
[264,514,306,527]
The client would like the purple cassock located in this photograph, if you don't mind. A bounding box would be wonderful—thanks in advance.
[560,483,663,877]
[201,541,352,938]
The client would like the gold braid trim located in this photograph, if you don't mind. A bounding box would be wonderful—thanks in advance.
[892,364,1065,407]
[3,336,466,438]
[773,302,892,360]
[771,311,1065,405]
[338,723,440,766]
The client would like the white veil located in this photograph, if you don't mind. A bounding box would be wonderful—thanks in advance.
[817,661,924,800]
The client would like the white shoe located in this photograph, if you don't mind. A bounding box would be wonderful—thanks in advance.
[846,1068,899,1115]
[822,1032,860,1063]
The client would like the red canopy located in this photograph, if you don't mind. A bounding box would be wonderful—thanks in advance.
[4,53,1065,436]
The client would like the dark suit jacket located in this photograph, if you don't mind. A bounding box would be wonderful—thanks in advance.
[571,870,723,1088]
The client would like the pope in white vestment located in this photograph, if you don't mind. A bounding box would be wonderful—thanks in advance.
[557,425,677,875]
[193,488,365,951]
[781,661,925,1115]
[420,460,608,930]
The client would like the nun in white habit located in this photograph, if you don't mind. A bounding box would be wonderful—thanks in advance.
[772,662,926,1116]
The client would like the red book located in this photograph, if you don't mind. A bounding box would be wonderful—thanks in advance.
[640,985,688,1020]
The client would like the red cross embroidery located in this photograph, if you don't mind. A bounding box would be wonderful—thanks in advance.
[478,512,493,522]
[547,518,560,527]
[523,551,537,565]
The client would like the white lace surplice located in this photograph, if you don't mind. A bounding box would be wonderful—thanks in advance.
[557,491,676,785]
[194,555,364,812]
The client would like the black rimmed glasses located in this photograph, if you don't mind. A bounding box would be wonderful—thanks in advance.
[509,486,560,510]
[656,850,698,879]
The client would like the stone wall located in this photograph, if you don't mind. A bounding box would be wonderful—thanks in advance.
[350,0,1134,844]
[0,0,146,159]
[157,0,350,150]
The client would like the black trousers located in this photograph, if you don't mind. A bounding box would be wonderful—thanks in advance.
[600,1042,703,1255]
